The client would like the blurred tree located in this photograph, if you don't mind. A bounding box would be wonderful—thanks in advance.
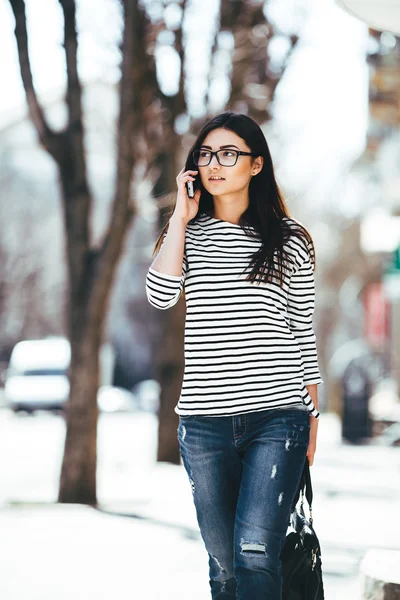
[9,0,138,504]
[146,0,299,463]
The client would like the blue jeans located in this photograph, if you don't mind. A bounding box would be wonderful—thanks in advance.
[177,408,310,600]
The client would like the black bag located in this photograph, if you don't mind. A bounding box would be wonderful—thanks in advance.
[280,459,325,600]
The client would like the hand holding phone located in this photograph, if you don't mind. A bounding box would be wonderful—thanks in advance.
[173,168,202,224]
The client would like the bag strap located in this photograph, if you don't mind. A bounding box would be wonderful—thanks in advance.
[291,458,314,519]
[303,459,313,506]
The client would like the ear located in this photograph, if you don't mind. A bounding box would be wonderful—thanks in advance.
[252,156,264,176]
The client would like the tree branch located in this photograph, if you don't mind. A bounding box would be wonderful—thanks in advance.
[55,0,91,298]
[9,0,61,158]
[219,0,278,122]
[205,8,220,113]
[58,0,89,195]
[59,0,84,141]
[174,0,188,118]
[94,0,137,310]
[105,0,136,241]
[157,0,188,148]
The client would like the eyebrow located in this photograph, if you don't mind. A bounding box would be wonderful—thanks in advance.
[200,144,240,150]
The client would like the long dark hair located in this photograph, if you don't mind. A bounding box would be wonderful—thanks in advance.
[153,111,315,287]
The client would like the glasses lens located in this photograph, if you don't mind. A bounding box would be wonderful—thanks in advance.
[217,150,237,166]
[193,150,211,166]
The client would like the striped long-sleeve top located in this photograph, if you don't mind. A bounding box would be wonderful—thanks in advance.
[146,213,322,418]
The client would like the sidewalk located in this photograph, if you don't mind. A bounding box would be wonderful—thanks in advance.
[1,410,400,599]
[0,504,210,600]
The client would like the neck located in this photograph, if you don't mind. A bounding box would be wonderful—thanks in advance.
[211,194,249,225]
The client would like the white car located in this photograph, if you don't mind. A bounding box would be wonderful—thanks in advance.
[5,338,70,412]
[4,337,132,413]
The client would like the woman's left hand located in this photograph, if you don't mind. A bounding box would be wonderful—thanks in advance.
[307,416,318,466]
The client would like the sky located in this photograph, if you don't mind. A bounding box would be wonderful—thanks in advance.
[0,0,369,213]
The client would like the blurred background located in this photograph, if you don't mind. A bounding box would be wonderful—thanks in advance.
[0,0,399,598]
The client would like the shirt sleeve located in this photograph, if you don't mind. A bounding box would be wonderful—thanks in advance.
[286,241,323,387]
[145,234,188,310]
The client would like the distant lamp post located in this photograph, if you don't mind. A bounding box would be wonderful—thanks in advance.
[336,1,400,35]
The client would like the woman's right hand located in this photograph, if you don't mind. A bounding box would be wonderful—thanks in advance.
[171,168,202,225]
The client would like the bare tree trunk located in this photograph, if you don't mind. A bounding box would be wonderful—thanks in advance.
[10,0,137,504]
[156,298,185,463]
[58,0,137,503]
[60,322,100,503]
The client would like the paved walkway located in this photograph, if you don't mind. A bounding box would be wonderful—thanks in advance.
[0,504,209,600]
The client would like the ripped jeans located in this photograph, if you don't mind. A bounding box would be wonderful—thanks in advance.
[177,408,310,600]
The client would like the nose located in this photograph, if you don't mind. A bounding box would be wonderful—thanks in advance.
[209,154,220,167]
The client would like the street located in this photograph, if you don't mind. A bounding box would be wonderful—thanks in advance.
[0,408,400,599]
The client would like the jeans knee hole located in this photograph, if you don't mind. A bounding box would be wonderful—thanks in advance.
[240,540,268,556]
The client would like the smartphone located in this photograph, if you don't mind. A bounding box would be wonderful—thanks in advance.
[186,180,195,198]
[186,175,200,198]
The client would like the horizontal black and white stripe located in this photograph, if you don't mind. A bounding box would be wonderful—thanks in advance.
[146,214,322,418]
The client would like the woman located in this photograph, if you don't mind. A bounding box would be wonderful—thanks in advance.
[145,111,322,600]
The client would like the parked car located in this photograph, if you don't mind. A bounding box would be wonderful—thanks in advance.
[4,337,131,413]
[5,337,70,412]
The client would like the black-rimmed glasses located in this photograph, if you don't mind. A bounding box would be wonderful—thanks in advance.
[193,149,258,167]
